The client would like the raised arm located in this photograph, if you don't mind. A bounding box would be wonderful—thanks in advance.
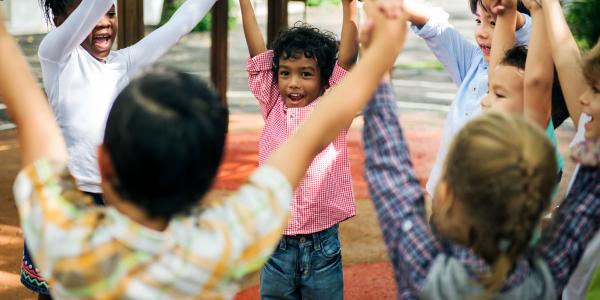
[240,0,268,57]
[126,0,218,71]
[38,0,114,63]
[485,0,519,75]
[338,0,359,70]
[0,18,67,166]
[523,0,552,128]
[542,0,585,127]
[266,0,407,189]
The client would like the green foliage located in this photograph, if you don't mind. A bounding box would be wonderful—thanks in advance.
[397,60,444,71]
[566,0,600,50]
[306,0,342,7]
[160,0,236,32]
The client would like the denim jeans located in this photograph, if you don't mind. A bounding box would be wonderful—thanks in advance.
[260,225,343,300]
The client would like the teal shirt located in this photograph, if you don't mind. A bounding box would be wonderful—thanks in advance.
[546,119,564,174]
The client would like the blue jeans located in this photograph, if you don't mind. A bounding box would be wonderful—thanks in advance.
[260,225,343,300]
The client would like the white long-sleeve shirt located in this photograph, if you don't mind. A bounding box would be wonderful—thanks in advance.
[39,0,218,193]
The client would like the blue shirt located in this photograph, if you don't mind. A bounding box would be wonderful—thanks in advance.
[410,9,532,195]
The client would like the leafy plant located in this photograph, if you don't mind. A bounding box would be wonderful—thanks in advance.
[307,0,342,7]
[566,0,600,50]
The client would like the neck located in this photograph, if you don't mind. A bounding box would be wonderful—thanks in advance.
[101,182,169,231]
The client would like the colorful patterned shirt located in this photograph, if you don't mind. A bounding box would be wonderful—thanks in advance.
[247,50,355,235]
[362,83,600,299]
[13,159,292,299]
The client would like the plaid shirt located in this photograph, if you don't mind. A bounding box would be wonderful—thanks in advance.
[362,83,600,299]
[247,50,355,235]
[13,159,292,299]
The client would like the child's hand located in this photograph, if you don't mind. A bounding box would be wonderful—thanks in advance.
[483,0,518,16]
[522,0,542,11]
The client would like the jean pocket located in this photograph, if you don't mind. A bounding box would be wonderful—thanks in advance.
[319,233,341,258]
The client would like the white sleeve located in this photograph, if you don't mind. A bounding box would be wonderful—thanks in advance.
[38,0,115,63]
[124,0,218,72]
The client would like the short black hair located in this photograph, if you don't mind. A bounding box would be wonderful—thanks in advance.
[469,0,530,16]
[103,67,228,220]
[501,46,528,70]
[500,46,569,128]
[39,0,79,23]
[271,22,339,88]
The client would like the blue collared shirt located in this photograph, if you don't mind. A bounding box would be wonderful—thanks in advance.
[410,9,532,195]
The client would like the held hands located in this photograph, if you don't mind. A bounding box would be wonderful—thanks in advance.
[482,0,518,16]
[360,0,407,53]
[522,0,542,11]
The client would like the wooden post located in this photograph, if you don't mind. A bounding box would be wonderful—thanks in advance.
[117,0,145,49]
[210,0,228,105]
[267,0,288,48]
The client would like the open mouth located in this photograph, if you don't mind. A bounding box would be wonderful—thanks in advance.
[480,45,491,56]
[288,93,304,103]
[93,34,112,50]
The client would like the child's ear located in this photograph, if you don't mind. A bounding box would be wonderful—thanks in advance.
[435,180,455,215]
[97,145,114,181]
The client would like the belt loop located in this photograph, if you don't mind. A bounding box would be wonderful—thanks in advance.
[279,237,287,250]
[313,232,321,251]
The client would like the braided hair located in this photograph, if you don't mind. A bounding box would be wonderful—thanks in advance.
[443,112,557,298]
[39,0,79,25]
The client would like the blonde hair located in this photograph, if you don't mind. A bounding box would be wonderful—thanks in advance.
[443,112,557,298]
[583,40,600,87]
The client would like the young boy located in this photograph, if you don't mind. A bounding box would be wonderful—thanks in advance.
[401,0,531,196]
[240,0,359,298]
[0,0,407,298]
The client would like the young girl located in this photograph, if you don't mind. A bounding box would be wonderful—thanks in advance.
[362,61,600,300]
[240,0,359,298]
[402,0,531,196]
[1,1,407,298]
[540,0,600,297]
[21,0,219,297]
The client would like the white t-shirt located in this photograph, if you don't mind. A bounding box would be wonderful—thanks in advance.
[563,113,600,300]
[39,0,217,193]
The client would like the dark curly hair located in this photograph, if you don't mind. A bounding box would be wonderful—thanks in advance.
[39,0,79,24]
[271,22,339,88]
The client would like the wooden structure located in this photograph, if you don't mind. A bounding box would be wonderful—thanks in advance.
[117,0,293,105]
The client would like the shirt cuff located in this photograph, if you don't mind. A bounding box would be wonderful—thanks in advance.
[410,7,451,39]
[247,50,275,72]
[515,13,532,46]
[328,62,349,87]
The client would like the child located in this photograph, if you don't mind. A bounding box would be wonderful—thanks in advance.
[361,53,600,300]
[402,0,532,196]
[240,0,359,298]
[21,0,219,297]
[479,0,564,181]
[0,1,407,298]
[540,0,600,297]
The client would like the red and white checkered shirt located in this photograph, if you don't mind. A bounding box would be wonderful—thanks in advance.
[247,50,356,235]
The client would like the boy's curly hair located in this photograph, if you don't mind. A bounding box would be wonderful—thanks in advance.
[271,22,339,88]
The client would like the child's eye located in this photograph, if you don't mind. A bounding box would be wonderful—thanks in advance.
[495,92,505,99]
[301,72,313,77]
[592,86,600,94]
[490,21,496,27]
[475,18,482,25]
[279,71,289,77]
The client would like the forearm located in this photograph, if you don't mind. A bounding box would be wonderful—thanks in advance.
[524,8,552,128]
[338,0,359,70]
[38,0,114,62]
[542,0,584,126]
[240,0,268,57]
[0,22,67,166]
[489,8,518,74]
[539,166,600,291]
[127,0,218,70]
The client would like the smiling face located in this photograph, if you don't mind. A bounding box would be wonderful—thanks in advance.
[54,1,117,62]
[580,81,600,140]
[474,3,496,63]
[277,55,325,108]
[481,65,524,113]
